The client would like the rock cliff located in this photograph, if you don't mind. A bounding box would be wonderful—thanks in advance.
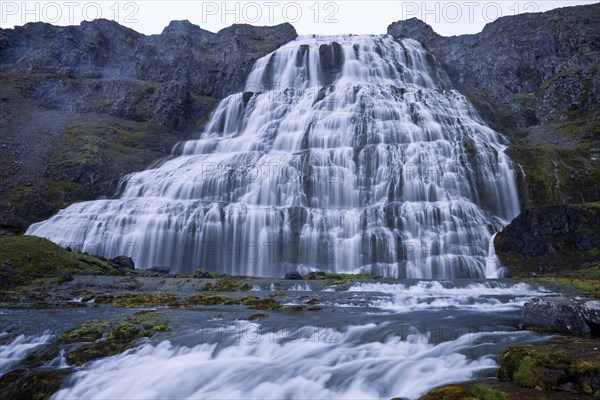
[389,3,600,208]
[0,20,297,233]
[494,202,600,276]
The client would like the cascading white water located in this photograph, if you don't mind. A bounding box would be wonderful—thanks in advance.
[27,35,520,278]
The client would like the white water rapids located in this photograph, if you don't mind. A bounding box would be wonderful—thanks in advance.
[0,281,554,399]
[27,34,520,278]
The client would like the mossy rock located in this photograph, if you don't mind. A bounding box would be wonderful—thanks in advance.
[22,345,62,369]
[500,340,600,394]
[243,297,284,310]
[110,293,179,308]
[65,339,131,366]
[203,276,252,292]
[107,323,141,341]
[59,320,110,343]
[420,384,469,400]
[65,322,148,366]
[419,380,591,400]
[420,383,509,400]
[142,321,168,332]
[0,368,73,400]
[245,313,269,321]
[185,294,238,306]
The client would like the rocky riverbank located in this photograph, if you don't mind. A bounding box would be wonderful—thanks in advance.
[1,235,599,399]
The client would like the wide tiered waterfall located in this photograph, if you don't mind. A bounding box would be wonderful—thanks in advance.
[27,35,520,278]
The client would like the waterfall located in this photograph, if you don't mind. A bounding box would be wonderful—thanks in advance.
[26,35,520,278]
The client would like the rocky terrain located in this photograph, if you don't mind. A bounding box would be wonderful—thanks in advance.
[1,5,598,233]
[494,202,600,277]
[0,20,297,233]
[389,3,600,208]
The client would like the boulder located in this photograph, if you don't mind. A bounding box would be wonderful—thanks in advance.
[149,266,170,274]
[57,271,73,283]
[284,271,303,280]
[110,256,135,270]
[523,296,590,335]
[194,270,212,279]
[581,300,600,325]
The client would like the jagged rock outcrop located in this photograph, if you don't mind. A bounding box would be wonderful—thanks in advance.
[0,20,297,233]
[388,4,600,130]
[388,4,600,207]
[494,203,600,275]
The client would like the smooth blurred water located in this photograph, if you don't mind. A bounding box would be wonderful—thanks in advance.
[27,35,520,278]
[0,280,556,399]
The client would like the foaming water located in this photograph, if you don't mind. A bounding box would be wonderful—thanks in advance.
[0,332,53,375]
[347,281,552,313]
[27,35,520,278]
[53,324,534,400]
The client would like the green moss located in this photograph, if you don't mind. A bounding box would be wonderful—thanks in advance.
[0,236,113,287]
[45,179,85,204]
[64,318,167,366]
[65,340,128,366]
[22,345,62,368]
[419,384,468,400]
[107,323,141,341]
[539,70,570,91]
[549,115,600,140]
[142,321,168,332]
[527,274,600,294]
[111,293,179,308]
[500,341,600,393]
[59,320,110,343]
[204,276,252,292]
[243,297,284,311]
[185,294,238,306]
[0,368,72,400]
[5,185,35,204]
[512,356,537,387]
[470,384,507,400]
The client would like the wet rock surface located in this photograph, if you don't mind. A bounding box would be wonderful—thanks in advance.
[522,296,590,336]
[494,203,600,276]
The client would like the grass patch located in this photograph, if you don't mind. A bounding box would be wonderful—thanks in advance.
[0,235,114,287]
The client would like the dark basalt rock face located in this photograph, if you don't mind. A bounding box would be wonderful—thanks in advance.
[319,42,344,85]
[388,4,600,208]
[0,20,297,233]
[494,203,600,275]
